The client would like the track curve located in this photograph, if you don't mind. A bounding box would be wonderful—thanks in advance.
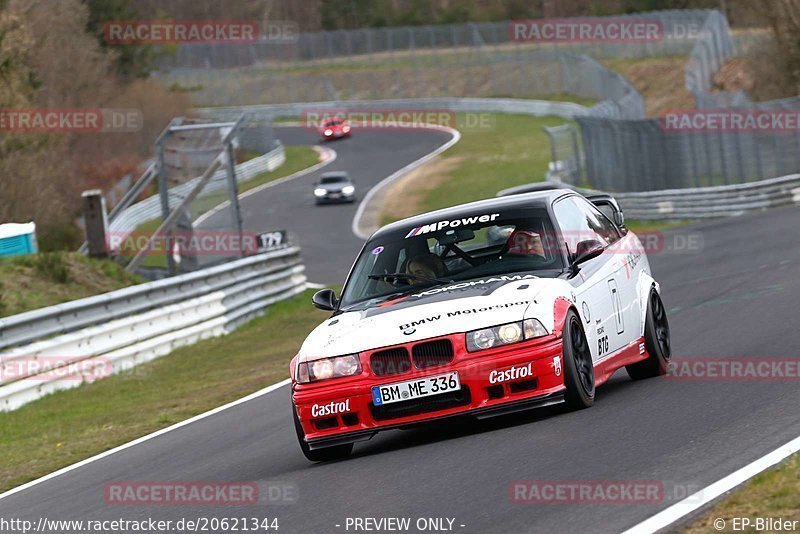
[210,125,453,283]
[1,125,800,534]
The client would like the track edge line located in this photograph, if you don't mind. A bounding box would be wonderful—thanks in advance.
[0,378,291,501]
[621,433,800,534]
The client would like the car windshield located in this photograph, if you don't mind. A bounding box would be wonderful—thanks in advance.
[320,176,347,184]
[339,207,565,310]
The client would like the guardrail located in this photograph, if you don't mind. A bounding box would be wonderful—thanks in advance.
[504,175,800,220]
[610,174,800,219]
[0,246,307,411]
[198,97,590,122]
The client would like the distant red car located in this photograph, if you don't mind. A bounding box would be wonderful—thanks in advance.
[319,117,351,141]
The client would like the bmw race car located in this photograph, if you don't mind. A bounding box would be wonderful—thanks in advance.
[290,190,671,461]
[313,172,356,204]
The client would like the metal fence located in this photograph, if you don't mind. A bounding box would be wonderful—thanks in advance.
[94,117,281,274]
[152,10,718,111]
[684,9,735,106]
[547,10,800,194]
[155,9,800,201]
[159,49,644,118]
[575,116,800,192]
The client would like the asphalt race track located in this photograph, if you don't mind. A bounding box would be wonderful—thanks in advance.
[2,127,800,533]
[232,126,453,283]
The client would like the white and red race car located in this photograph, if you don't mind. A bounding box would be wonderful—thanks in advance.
[290,190,671,461]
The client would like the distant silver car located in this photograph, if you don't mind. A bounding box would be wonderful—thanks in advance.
[314,172,356,204]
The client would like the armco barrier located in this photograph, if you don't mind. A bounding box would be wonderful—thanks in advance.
[610,174,800,219]
[500,175,800,220]
[0,246,307,411]
[197,97,590,122]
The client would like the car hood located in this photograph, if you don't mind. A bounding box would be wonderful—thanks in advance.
[297,275,557,360]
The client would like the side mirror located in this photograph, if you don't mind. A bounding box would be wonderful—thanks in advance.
[312,289,338,311]
[613,209,625,228]
[572,239,605,266]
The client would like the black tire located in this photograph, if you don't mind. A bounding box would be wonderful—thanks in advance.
[563,309,595,409]
[626,289,671,380]
[292,403,353,462]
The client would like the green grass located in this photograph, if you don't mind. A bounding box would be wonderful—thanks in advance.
[685,453,800,533]
[0,289,330,492]
[124,145,319,268]
[623,219,691,232]
[239,145,320,193]
[428,113,570,208]
[0,253,142,318]
[381,113,573,224]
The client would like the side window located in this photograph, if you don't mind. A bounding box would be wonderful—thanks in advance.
[553,197,617,256]
[574,198,621,245]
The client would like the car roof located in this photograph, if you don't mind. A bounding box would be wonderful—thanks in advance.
[372,189,575,239]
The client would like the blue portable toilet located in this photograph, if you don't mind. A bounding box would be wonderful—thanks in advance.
[0,222,38,257]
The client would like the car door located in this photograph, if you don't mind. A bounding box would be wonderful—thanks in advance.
[552,196,627,361]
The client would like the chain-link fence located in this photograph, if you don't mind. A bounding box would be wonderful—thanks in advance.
[152,10,716,111]
[548,10,800,193]
[158,49,644,118]
[576,117,800,192]
[152,9,800,197]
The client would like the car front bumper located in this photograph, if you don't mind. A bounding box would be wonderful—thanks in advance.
[292,334,566,449]
[315,192,354,203]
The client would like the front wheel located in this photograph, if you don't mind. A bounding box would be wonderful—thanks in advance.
[563,309,595,409]
[292,402,353,462]
[626,289,671,380]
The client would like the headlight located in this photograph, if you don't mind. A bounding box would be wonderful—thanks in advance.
[314,188,327,197]
[466,319,549,352]
[323,129,333,136]
[342,125,351,132]
[296,354,361,383]
[342,185,355,195]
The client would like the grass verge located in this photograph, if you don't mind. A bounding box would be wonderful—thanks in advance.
[0,289,329,492]
[684,453,800,533]
[0,253,142,318]
[381,113,572,224]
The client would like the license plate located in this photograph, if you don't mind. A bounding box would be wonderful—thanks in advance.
[329,193,341,198]
[372,372,460,406]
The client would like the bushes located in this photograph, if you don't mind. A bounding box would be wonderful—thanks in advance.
[0,0,189,251]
